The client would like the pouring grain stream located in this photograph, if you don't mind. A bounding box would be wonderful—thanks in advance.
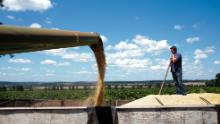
[90,38,106,106]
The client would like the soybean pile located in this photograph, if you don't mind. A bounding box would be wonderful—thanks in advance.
[121,93,220,107]
[89,39,106,106]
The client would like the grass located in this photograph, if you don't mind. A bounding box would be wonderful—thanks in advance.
[0,86,219,101]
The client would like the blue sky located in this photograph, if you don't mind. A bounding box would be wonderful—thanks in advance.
[0,0,220,81]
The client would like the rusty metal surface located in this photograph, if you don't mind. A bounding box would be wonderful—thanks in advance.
[0,25,100,54]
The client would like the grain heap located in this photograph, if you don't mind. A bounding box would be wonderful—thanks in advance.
[121,93,220,107]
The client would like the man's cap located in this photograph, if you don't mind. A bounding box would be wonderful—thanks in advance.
[170,45,177,49]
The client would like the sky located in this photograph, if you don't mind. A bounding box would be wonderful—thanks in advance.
[0,0,220,82]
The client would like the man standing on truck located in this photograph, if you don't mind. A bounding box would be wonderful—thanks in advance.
[170,46,186,95]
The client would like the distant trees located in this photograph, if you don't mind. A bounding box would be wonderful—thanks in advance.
[120,84,124,89]
[0,86,7,91]
[51,84,64,90]
[206,73,220,86]
[83,85,89,90]
[216,73,220,81]
[69,86,76,90]
[0,85,26,91]
[9,85,24,91]
[107,85,111,89]
[28,86,33,91]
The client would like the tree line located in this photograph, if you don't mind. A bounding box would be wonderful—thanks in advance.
[206,73,220,86]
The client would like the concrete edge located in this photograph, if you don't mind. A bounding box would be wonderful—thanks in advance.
[116,104,220,110]
[0,104,219,111]
[0,107,88,110]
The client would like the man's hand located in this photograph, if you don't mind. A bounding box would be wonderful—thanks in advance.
[170,57,173,63]
[170,54,177,63]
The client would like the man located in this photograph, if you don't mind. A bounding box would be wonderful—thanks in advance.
[170,46,186,95]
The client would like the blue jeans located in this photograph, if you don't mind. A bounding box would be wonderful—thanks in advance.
[172,71,186,95]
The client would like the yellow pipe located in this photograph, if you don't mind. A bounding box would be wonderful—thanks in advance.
[0,25,100,54]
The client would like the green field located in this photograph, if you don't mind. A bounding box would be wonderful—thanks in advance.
[0,86,220,101]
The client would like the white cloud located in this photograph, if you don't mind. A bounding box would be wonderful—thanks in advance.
[106,45,113,50]
[75,71,96,74]
[44,48,93,62]
[56,62,71,66]
[45,69,55,73]
[73,47,79,50]
[6,15,15,20]
[43,69,56,76]
[45,17,52,24]
[214,60,220,65]
[8,58,31,63]
[205,47,215,53]
[5,15,22,21]
[42,34,172,76]
[115,41,139,50]
[1,67,31,74]
[112,58,151,68]
[194,49,208,59]
[62,53,92,62]
[150,59,169,70]
[106,35,170,68]
[0,72,7,76]
[2,0,53,12]
[150,65,163,70]
[45,20,52,24]
[40,59,56,65]
[20,67,31,72]
[133,35,170,55]
[192,22,204,29]
[105,34,171,71]
[45,73,55,76]
[101,35,108,43]
[51,27,60,30]
[44,48,67,56]
[30,23,42,28]
[106,49,144,64]
[174,25,184,30]
[194,46,215,64]
[182,57,211,79]
[40,59,70,66]
[194,59,201,65]
[186,37,200,44]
